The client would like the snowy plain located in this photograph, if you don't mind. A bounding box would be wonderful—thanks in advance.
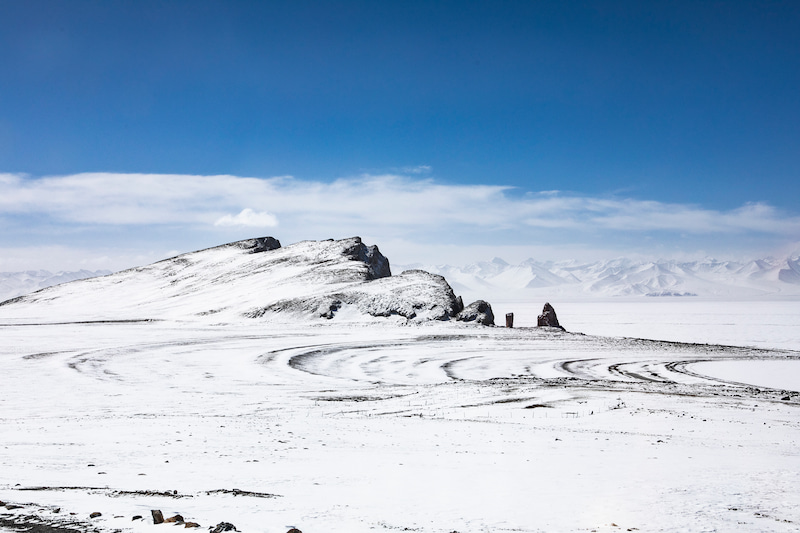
[1,240,799,533]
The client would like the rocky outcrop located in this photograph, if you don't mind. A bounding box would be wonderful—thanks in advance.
[238,236,281,253]
[537,302,564,330]
[0,236,491,325]
[342,238,391,279]
[456,300,495,326]
[248,269,462,322]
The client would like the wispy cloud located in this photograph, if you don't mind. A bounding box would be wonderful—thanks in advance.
[1,172,799,270]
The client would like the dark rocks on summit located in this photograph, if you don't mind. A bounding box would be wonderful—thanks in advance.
[456,300,495,326]
[537,302,564,330]
[238,236,282,254]
[343,237,392,280]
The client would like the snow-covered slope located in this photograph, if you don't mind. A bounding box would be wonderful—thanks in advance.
[401,255,800,299]
[0,269,112,302]
[0,237,484,324]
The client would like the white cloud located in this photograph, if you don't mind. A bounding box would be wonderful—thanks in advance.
[2,171,799,270]
[214,208,278,228]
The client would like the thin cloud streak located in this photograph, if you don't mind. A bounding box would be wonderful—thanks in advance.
[2,172,799,237]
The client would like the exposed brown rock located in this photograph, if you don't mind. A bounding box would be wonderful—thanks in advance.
[151,510,165,524]
[164,515,184,523]
[89,512,102,518]
[184,522,201,528]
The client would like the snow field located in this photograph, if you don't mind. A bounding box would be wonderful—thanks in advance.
[1,313,799,533]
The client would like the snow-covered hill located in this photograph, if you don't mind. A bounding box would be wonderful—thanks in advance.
[0,237,490,324]
[0,269,112,302]
[399,255,800,299]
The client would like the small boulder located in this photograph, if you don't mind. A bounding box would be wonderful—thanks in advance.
[164,515,184,523]
[456,300,495,326]
[184,522,201,528]
[89,512,102,519]
[287,529,303,533]
[132,516,143,521]
[537,302,564,330]
[210,523,238,533]
[152,510,165,524]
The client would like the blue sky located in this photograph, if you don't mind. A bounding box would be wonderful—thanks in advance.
[1,1,799,270]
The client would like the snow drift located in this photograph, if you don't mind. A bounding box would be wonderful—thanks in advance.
[0,237,491,324]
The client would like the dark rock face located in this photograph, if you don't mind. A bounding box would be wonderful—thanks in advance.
[454,295,464,314]
[537,302,564,330]
[343,237,391,279]
[456,300,495,326]
[151,510,164,524]
[238,237,281,253]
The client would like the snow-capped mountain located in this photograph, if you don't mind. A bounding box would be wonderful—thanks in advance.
[399,255,800,299]
[0,269,112,302]
[0,237,488,324]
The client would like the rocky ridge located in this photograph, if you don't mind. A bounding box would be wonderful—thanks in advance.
[0,237,492,325]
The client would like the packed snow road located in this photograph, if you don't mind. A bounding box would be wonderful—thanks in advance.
[1,320,799,533]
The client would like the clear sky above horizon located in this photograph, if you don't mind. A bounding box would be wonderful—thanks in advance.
[1,1,799,271]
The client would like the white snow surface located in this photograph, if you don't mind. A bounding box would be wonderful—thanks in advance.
[1,239,799,533]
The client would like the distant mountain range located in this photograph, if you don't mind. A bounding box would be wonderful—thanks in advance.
[0,269,112,302]
[3,251,800,305]
[398,255,800,299]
